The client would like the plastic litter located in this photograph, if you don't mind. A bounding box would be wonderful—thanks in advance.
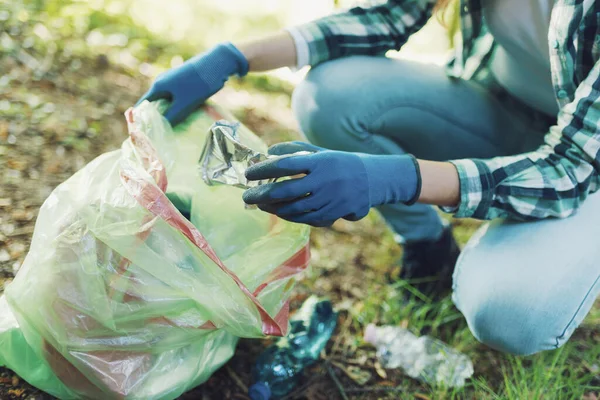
[364,324,473,388]
[199,120,311,190]
[199,120,271,189]
[249,296,338,400]
[0,100,311,400]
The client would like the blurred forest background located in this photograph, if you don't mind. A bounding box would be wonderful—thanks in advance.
[0,0,598,399]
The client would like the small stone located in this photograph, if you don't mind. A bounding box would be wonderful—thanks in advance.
[26,94,41,108]
[0,198,12,207]
[12,210,33,221]
[22,36,34,48]
[0,249,10,262]
[70,58,82,71]
[33,23,52,41]
[9,242,26,258]
[42,102,55,114]
[5,169,21,180]
[1,223,15,235]
[102,102,115,115]
[12,260,21,274]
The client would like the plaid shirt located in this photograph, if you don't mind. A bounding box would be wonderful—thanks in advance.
[293,0,600,220]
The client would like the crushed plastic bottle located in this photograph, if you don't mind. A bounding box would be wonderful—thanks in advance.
[248,296,338,400]
[364,324,473,388]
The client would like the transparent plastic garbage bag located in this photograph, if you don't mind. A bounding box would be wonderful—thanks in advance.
[0,101,311,400]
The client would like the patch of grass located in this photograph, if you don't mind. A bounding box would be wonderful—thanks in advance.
[299,207,599,399]
[472,341,600,399]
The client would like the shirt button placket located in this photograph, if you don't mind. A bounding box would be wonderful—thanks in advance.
[557,89,568,99]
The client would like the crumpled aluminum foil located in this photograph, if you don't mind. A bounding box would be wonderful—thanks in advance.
[199,120,312,198]
[199,120,272,189]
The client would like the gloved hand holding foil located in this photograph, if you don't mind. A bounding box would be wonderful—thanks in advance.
[199,121,309,189]
[242,142,420,227]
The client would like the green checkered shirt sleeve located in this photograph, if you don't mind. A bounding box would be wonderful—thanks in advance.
[291,0,436,66]
[448,59,600,220]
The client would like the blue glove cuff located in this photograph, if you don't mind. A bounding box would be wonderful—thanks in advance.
[359,154,421,206]
[189,42,249,93]
[404,155,422,205]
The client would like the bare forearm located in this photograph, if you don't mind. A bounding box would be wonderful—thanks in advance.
[235,31,297,72]
[417,160,460,208]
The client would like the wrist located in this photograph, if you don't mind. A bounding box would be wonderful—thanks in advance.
[358,154,421,206]
[219,42,249,76]
[189,42,249,92]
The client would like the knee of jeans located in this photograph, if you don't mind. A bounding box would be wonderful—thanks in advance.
[291,61,362,150]
[454,275,565,356]
[467,299,547,355]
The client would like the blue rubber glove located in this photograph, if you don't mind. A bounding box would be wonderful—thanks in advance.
[242,142,421,227]
[137,42,249,125]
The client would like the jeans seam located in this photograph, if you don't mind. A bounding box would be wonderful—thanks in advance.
[554,271,600,348]
[368,103,515,152]
[450,250,466,311]
[345,123,398,155]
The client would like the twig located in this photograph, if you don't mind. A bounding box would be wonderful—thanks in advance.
[326,362,349,400]
[330,313,353,357]
[329,356,372,367]
[280,375,322,400]
[226,365,248,393]
[344,386,407,394]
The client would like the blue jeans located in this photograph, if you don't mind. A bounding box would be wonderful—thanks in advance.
[291,56,600,355]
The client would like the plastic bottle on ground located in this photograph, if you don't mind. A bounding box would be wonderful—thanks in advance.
[364,324,473,388]
[248,296,338,400]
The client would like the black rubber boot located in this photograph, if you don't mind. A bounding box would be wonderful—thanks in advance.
[398,225,460,297]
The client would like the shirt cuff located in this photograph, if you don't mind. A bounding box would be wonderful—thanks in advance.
[287,20,330,66]
[286,27,310,70]
[440,159,495,219]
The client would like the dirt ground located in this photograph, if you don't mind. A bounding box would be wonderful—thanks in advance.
[0,33,410,400]
[1,3,599,400]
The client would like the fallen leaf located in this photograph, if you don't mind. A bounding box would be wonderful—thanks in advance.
[6,159,28,171]
[11,375,19,386]
[0,198,12,207]
[7,388,25,397]
[331,360,372,386]
[44,158,63,174]
[374,361,388,379]
[11,209,34,221]
[0,121,7,141]
[9,242,27,258]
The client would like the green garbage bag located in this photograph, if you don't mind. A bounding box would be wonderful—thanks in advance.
[0,101,311,400]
